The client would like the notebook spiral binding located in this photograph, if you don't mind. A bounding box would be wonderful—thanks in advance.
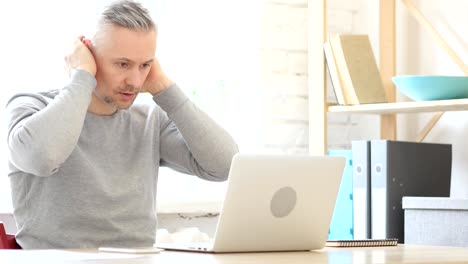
[326,238,398,247]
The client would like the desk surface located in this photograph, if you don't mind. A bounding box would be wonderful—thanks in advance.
[1,245,468,264]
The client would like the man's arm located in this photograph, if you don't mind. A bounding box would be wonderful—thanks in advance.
[5,36,97,176]
[6,70,95,176]
[143,58,238,181]
[155,84,239,182]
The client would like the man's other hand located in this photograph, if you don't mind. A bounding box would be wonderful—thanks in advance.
[142,58,173,96]
[65,36,97,76]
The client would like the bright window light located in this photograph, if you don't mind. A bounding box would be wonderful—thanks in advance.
[0,0,263,213]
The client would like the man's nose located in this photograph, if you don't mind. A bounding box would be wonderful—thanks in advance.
[125,68,143,88]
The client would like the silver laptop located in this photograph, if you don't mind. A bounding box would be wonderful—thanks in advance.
[156,154,345,253]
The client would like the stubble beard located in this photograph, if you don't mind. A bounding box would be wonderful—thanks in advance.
[94,85,140,110]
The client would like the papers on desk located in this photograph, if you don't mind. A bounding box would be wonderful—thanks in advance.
[0,250,146,263]
[99,247,163,254]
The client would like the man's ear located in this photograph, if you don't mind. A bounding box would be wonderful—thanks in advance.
[82,38,93,50]
[83,37,98,58]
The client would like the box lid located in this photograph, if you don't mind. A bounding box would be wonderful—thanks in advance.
[402,197,468,210]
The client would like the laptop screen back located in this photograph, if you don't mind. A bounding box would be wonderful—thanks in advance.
[211,154,346,252]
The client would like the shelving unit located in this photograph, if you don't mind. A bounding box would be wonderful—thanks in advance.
[308,0,466,155]
[328,99,468,115]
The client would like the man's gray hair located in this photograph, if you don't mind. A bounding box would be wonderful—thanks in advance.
[98,0,156,32]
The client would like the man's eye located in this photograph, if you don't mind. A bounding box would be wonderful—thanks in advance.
[118,62,129,68]
[141,63,151,69]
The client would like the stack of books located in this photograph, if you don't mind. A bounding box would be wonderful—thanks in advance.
[324,34,388,105]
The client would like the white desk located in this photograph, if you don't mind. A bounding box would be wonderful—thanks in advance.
[1,245,468,263]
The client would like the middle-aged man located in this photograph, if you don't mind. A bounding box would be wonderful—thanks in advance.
[5,0,238,249]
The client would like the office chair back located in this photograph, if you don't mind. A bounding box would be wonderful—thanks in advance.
[0,222,21,249]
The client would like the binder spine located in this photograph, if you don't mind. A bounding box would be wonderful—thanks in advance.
[351,140,371,239]
[370,140,388,239]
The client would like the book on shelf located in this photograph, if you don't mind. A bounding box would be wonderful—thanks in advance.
[324,39,346,105]
[326,238,398,247]
[329,34,388,105]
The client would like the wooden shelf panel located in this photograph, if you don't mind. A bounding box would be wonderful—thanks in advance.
[328,98,468,114]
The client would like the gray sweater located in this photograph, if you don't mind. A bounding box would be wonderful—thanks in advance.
[5,70,238,249]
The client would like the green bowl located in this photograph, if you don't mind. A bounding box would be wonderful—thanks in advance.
[392,75,468,101]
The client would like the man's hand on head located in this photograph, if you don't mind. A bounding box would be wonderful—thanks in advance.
[141,58,174,96]
[65,36,97,77]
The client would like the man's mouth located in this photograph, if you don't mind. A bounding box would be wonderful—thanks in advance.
[119,92,136,101]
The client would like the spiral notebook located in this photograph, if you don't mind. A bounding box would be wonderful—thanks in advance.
[326,238,398,247]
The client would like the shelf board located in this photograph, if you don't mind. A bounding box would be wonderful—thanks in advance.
[328,98,468,114]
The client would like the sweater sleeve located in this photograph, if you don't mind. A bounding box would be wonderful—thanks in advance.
[154,84,239,182]
[5,70,96,176]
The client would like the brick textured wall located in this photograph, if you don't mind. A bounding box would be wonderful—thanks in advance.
[260,0,366,153]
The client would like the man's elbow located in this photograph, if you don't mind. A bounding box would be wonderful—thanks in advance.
[9,148,60,177]
[218,146,239,180]
[216,167,231,182]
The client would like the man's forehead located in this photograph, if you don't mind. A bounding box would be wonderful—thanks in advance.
[93,27,156,61]
[112,57,155,64]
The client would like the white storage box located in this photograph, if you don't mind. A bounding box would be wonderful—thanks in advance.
[403,197,468,246]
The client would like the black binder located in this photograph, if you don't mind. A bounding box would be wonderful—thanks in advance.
[370,140,452,243]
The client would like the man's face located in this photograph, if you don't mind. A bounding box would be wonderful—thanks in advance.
[92,25,156,113]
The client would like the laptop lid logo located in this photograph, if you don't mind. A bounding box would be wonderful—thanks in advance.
[270,186,297,218]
